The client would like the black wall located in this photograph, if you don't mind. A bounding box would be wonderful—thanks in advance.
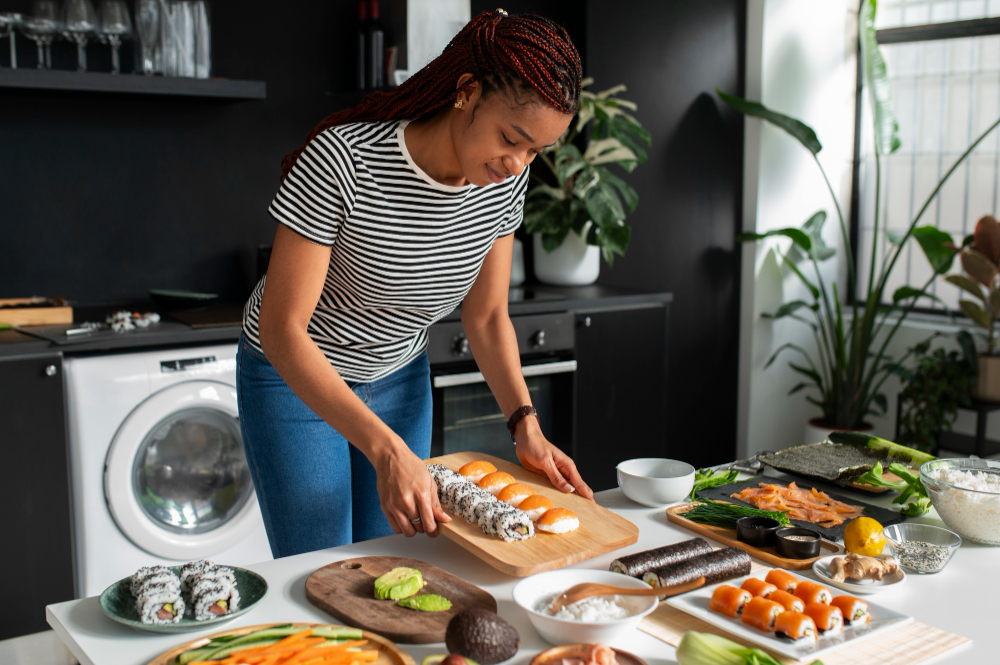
[586,0,746,466]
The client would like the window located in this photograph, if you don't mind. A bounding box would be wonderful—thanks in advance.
[854,0,1000,311]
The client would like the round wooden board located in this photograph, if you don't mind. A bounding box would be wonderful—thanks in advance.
[146,622,414,665]
[531,644,648,665]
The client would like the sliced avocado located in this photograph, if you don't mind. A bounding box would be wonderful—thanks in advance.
[828,432,936,466]
[216,600,228,609]
[163,603,173,613]
[397,594,453,612]
[445,608,519,665]
[374,567,425,600]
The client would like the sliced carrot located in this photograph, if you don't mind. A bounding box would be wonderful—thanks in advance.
[273,628,314,647]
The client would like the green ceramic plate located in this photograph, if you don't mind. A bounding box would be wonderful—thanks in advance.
[99,565,267,633]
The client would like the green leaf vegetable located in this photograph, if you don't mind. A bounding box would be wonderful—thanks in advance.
[685,495,791,528]
[689,468,739,500]
[828,431,937,467]
[854,462,931,517]
[676,631,822,665]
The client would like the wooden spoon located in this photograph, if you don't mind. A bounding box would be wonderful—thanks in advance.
[548,576,706,613]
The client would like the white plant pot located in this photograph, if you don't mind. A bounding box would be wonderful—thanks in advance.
[803,417,873,445]
[532,226,600,286]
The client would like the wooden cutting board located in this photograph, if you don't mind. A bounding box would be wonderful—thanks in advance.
[305,556,496,644]
[426,452,639,577]
[147,622,413,665]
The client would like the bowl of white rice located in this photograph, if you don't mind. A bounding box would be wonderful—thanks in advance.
[512,569,658,646]
[921,458,1000,546]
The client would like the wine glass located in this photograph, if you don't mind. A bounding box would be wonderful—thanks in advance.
[97,0,131,74]
[22,1,60,70]
[134,0,160,75]
[0,13,24,69]
[62,0,97,72]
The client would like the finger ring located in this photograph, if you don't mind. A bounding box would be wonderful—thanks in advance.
[410,517,422,525]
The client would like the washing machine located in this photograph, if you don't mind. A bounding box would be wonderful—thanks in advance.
[64,343,272,597]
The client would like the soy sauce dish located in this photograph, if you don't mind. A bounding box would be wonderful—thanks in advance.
[774,527,822,559]
[736,516,781,548]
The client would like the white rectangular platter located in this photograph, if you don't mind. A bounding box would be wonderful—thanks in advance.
[666,570,913,660]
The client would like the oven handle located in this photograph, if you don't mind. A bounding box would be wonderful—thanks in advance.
[432,359,577,388]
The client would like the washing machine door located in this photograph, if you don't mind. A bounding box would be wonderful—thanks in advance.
[104,380,259,560]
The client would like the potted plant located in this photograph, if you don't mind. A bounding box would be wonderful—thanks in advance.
[944,215,1000,401]
[723,0,1000,439]
[523,79,651,286]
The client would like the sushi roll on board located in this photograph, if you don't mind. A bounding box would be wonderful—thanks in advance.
[831,595,870,624]
[536,508,580,534]
[768,589,805,613]
[804,602,843,634]
[794,580,832,605]
[131,567,184,624]
[459,460,496,483]
[740,596,784,632]
[741,578,777,598]
[517,494,555,521]
[708,584,752,618]
[428,468,537,542]
[765,569,799,593]
[610,538,713,578]
[774,611,817,641]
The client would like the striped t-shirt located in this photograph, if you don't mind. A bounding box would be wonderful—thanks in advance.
[242,120,528,382]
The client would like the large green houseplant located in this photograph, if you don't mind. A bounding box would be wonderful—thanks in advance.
[725,0,1000,430]
[523,78,651,272]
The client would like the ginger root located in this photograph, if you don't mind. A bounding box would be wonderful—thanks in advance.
[829,552,900,582]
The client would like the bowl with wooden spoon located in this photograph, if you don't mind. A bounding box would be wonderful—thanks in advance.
[512,569,703,645]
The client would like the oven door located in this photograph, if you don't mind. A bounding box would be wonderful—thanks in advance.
[430,355,576,464]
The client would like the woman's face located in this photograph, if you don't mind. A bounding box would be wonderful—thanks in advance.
[450,79,573,187]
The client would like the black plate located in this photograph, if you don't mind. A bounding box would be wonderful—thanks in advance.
[696,475,904,542]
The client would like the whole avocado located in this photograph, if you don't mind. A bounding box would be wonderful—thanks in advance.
[445,608,519,664]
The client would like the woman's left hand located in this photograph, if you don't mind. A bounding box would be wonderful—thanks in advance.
[515,418,593,499]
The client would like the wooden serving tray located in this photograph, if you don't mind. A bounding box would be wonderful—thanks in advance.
[427,452,639,577]
[666,504,841,570]
[147,622,414,665]
[305,556,496,644]
[0,297,72,326]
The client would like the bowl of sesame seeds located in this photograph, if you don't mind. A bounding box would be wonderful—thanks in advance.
[882,523,961,574]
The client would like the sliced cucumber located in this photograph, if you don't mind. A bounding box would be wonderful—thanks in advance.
[828,432,936,466]
[176,625,363,663]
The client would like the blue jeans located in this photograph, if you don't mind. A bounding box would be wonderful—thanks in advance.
[236,334,432,558]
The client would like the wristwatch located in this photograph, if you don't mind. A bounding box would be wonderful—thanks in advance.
[506,405,538,443]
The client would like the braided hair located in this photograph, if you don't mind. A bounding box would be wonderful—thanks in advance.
[280,9,582,178]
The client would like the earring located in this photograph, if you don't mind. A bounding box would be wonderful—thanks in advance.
[454,98,464,109]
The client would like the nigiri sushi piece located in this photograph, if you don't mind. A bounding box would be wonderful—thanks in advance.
[765,569,799,593]
[741,578,777,598]
[768,589,805,613]
[536,507,580,534]
[478,471,516,495]
[804,602,843,634]
[831,595,870,624]
[709,584,752,618]
[459,461,497,483]
[774,611,817,641]
[517,494,555,521]
[740,596,784,632]
[794,580,832,605]
[497,482,535,507]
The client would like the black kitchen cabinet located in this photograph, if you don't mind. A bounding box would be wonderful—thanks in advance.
[0,354,75,640]
[573,304,669,491]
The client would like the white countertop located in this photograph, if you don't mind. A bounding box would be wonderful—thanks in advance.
[47,488,992,664]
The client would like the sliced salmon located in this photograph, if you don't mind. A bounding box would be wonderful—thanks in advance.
[732,482,864,527]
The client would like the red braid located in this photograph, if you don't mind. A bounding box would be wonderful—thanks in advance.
[280,9,582,179]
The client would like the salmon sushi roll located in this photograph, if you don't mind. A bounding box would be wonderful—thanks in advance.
[709,585,752,618]
[459,461,497,483]
[741,596,784,632]
[765,569,799,593]
[774,611,817,641]
[517,494,555,521]
[831,595,870,624]
[536,507,580,534]
[804,602,843,634]
[794,580,832,605]
[497,483,535,507]
[741,578,777,598]
[478,471,516,495]
[768,589,805,613]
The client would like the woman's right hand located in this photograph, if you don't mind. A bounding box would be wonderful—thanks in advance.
[374,439,451,537]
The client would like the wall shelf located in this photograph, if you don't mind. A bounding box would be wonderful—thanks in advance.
[0,69,266,99]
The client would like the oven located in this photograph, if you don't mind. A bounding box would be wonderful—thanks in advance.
[426,307,576,464]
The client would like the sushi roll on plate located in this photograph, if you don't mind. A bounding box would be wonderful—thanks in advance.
[708,584,752,618]
[179,560,214,593]
[768,589,805,613]
[741,578,777,598]
[804,602,843,634]
[831,595,870,624]
[517,494,554,521]
[774,611,817,641]
[765,569,799,593]
[497,482,535,507]
[740,596,784,632]
[130,566,175,597]
[794,580,832,605]
[459,460,497,483]
[536,508,580,534]
[191,576,240,620]
[478,471,516,495]
[136,582,185,624]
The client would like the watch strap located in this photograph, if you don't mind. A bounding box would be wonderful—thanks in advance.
[507,405,538,443]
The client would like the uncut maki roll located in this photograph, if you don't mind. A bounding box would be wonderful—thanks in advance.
[642,547,752,589]
[610,538,713,578]
[179,560,214,592]
[191,575,240,620]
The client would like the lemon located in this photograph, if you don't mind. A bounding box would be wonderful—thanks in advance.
[844,517,886,557]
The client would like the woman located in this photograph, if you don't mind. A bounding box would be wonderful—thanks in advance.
[237,9,593,559]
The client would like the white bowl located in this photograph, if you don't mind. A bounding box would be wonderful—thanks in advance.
[616,458,695,506]
[511,569,658,646]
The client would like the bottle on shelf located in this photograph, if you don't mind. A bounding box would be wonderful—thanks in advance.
[355,0,367,90]
[367,0,384,89]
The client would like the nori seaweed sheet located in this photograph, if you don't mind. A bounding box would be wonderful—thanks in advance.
[758,442,911,486]
[609,538,713,578]
[643,547,752,588]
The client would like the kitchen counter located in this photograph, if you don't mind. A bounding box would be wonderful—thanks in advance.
[47,487,985,664]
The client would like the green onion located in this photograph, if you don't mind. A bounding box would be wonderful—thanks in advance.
[684,496,791,528]
[688,468,739,500]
